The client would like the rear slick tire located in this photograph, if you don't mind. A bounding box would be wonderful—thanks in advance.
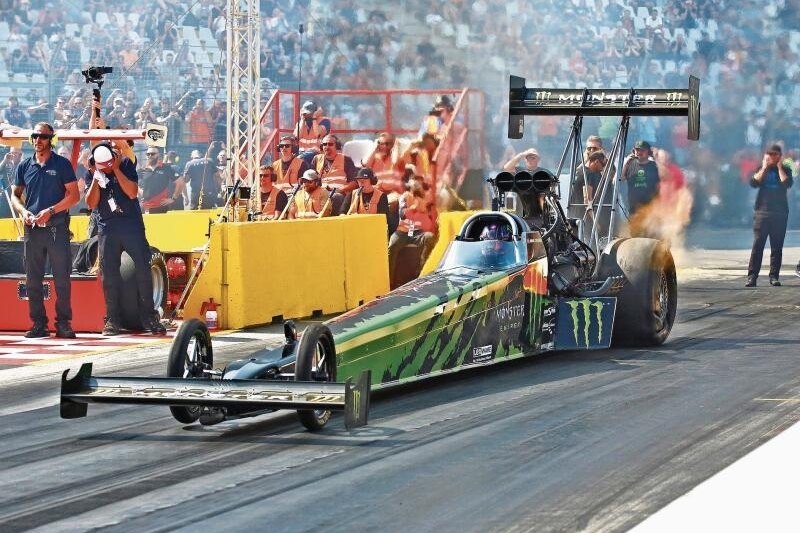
[598,238,677,347]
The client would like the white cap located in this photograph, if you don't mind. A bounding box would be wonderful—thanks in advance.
[93,145,114,169]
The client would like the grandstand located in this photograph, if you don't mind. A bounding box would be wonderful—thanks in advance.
[1,0,800,224]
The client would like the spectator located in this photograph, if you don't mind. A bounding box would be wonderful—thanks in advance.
[1,96,30,127]
[84,141,166,336]
[185,98,213,146]
[745,144,793,287]
[10,123,80,338]
[288,169,333,219]
[256,165,288,220]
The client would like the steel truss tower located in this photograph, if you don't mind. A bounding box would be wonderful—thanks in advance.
[225,0,261,213]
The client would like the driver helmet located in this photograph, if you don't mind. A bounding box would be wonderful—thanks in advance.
[479,222,513,260]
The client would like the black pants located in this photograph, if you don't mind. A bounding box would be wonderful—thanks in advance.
[747,210,788,280]
[98,229,155,325]
[24,224,72,327]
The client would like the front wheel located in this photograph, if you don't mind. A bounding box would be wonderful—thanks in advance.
[166,318,214,423]
[295,324,337,432]
[598,238,677,347]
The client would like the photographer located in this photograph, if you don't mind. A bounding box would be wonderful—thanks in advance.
[745,143,794,287]
[387,172,436,286]
[84,142,166,336]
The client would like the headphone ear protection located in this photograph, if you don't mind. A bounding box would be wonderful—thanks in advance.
[50,134,58,147]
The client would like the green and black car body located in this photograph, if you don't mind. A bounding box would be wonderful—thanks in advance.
[61,75,700,433]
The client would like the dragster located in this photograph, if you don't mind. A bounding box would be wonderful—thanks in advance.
[60,75,700,433]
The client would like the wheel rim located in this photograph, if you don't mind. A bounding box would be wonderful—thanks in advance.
[182,332,209,378]
[653,269,669,332]
[151,264,165,316]
[311,338,333,418]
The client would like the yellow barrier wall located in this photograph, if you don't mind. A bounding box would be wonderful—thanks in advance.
[0,210,216,252]
[183,215,390,329]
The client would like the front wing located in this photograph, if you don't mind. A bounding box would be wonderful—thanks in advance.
[61,363,371,429]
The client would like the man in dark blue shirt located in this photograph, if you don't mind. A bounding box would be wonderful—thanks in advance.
[11,122,80,338]
[84,142,166,335]
[745,143,794,287]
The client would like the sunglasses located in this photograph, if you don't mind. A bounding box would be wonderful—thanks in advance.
[31,133,54,140]
[377,141,392,146]
[277,144,291,148]
[146,152,159,156]
[320,142,334,147]
[260,173,273,177]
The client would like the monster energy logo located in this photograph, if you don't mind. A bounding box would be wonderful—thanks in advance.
[566,300,605,348]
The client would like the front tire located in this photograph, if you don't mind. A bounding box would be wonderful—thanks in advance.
[598,238,677,346]
[167,318,214,423]
[295,324,337,432]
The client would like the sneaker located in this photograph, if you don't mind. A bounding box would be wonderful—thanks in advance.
[24,323,49,338]
[102,320,120,336]
[769,278,781,287]
[745,277,757,288]
[55,323,77,339]
[145,318,167,335]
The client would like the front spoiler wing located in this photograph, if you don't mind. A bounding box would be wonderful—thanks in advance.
[61,363,371,429]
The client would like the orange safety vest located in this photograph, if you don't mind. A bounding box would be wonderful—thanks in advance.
[292,187,331,218]
[260,188,281,219]
[273,157,304,193]
[315,153,349,191]
[346,188,384,215]
[365,153,402,194]
[396,192,435,233]
[295,118,324,152]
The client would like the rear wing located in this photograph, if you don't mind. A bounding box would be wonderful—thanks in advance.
[61,363,371,430]
[508,75,700,141]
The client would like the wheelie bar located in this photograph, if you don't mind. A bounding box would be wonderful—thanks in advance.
[60,363,371,429]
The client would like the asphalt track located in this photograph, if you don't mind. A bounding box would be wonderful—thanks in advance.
[1,231,799,533]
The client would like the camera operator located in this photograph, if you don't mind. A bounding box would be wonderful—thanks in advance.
[84,142,166,336]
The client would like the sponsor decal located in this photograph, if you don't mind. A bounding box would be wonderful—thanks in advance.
[566,300,605,348]
[496,301,524,333]
[88,386,344,404]
[472,345,493,363]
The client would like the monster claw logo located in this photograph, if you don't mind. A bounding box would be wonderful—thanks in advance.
[351,388,361,421]
[566,300,605,348]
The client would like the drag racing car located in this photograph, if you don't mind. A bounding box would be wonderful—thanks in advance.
[60,75,700,432]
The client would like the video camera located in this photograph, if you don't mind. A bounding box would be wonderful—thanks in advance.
[81,65,113,86]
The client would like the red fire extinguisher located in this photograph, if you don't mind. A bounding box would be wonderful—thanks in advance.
[201,298,219,331]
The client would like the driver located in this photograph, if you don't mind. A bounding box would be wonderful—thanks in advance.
[479,222,513,267]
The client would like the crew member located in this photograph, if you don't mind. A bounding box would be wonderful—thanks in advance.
[340,167,394,235]
[288,169,333,219]
[257,165,288,220]
[11,123,80,338]
[293,100,327,164]
[746,143,793,287]
[272,134,308,194]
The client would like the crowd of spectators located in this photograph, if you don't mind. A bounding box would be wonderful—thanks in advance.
[3,0,800,226]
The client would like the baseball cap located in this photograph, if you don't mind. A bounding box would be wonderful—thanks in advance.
[301,100,317,114]
[634,140,651,150]
[300,169,320,181]
[356,167,375,180]
[767,143,782,154]
[92,144,114,169]
[588,150,606,162]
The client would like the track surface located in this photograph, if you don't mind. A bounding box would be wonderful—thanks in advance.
[1,244,799,533]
